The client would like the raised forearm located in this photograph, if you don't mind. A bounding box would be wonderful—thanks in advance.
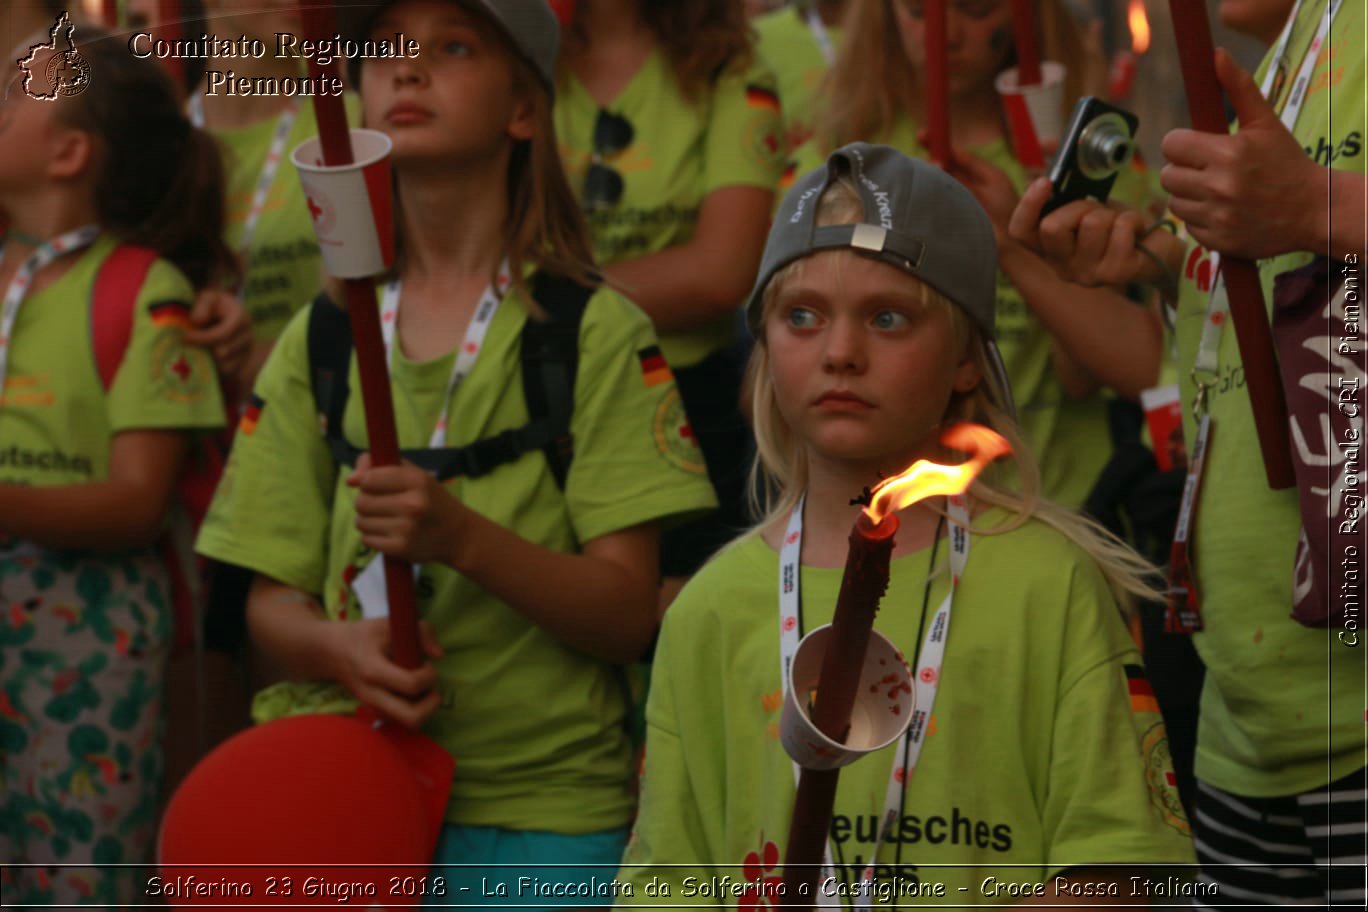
[245,575,340,682]
[444,507,658,664]
[1000,241,1163,401]
[604,243,753,334]
[0,480,173,550]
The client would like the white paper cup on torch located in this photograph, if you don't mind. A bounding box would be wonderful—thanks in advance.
[780,625,915,771]
[995,60,1067,159]
[292,129,396,279]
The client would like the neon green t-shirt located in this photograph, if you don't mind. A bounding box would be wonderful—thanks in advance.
[793,128,1154,508]
[555,52,787,368]
[196,279,718,833]
[0,234,225,487]
[753,6,840,154]
[619,511,1194,904]
[1173,1,1366,797]
[213,94,361,343]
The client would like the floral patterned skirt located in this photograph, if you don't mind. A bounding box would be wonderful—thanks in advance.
[0,540,171,907]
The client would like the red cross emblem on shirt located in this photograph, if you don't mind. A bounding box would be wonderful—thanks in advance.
[171,354,191,382]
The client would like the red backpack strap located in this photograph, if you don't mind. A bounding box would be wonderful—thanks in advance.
[91,244,159,390]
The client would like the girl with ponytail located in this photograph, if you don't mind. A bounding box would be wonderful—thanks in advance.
[0,25,230,906]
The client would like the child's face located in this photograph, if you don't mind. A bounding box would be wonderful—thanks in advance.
[891,0,1014,99]
[0,46,69,190]
[360,0,535,168]
[764,250,982,476]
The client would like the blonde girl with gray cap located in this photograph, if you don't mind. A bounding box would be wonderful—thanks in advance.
[617,145,1193,904]
[193,1,715,901]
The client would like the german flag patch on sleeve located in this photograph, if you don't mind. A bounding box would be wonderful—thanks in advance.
[148,299,193,329]
[638,346,672,388]
[239,394,265,435]
[745,84,780,112]
[1124,664,1160,715]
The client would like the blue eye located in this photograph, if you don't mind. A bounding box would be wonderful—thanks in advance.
[444,40,472,56]
[873,310,910,330]
[785,306,819,328]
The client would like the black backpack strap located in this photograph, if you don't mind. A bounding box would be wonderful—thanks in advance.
[304,276,593,490]
[306,292,364,469]
[522,271,593,489]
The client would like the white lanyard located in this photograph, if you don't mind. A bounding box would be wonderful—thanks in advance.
[379,261,510,449]
[805,5,836,65]
[189,97,300,281]
[1193,0,1339,384]
[0,225,102,396]
[778,494,971,911]
[236,102,300,268]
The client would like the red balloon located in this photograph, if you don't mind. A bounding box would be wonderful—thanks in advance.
[159,714,436,910]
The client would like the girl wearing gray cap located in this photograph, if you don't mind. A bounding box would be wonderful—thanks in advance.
[194,1,716,902]
[618,146,1194,904]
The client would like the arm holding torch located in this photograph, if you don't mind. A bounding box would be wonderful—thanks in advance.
[1163,1,1293,490]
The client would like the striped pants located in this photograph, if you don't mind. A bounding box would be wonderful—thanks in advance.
[1192,767,1367,908]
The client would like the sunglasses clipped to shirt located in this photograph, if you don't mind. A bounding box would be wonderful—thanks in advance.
[583,109,635,212]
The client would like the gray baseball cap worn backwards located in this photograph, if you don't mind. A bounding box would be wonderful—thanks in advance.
[338,0,560,93]
[748,143,1015,415]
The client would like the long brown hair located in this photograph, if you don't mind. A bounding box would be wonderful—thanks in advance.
[60,26,234,289]
[566,0,755,104]
[819,0,1092,148]
[504,57,599,297]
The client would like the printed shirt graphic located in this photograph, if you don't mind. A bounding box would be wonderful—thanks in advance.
[195,277,717,833]
[555,51,787,369]
[619,513,1194,905]
[791,126,1157,509]
[1172,0,1366,797]
[213,93,361,343]
[753,6,840,154]
[0,234,225,487]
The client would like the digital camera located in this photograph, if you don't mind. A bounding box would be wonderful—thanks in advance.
[1041,97,1139,216]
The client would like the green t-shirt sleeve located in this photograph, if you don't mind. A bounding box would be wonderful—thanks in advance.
[565,289,718,544]
[194,305,336,593]
[701,57,787,197]
[617,600,716,903]
[106,259,225,434]
[1042,559,1195,873]
[1110,158,1164,217]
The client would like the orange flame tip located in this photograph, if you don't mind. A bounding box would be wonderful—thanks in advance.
[1129,0,1151,55]
[862,424,1012,525]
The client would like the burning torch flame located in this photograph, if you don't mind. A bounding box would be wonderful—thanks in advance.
[1128,0,1151,55]
[862,425,1012,525]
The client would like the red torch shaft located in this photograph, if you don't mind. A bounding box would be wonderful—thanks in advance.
[1166,1,1294,490]
[298,1,422,668]
[783,513,898,908]
[157,0,185,92]
[924,0,952,167]
[1009,0,1042,85]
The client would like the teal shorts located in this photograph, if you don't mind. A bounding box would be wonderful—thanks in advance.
[428,824,631,910]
